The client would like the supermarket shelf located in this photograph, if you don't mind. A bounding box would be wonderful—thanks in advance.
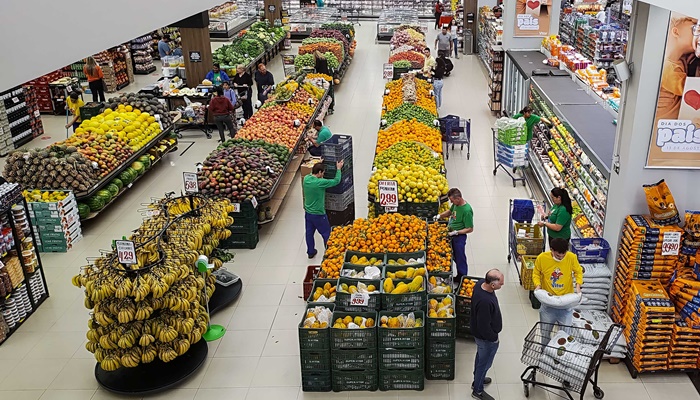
[209,17,256,40]
[133,66,157,75]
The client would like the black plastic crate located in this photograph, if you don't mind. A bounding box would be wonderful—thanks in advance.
[219,230,259,249]
[427,294,457,340]
[330,311,378,350]
[300,349,331,371]
[379,347,424,370]
[381,278,427,312]
[331,348,377,371]
[79,102,104,120]
[299,303,335,350]
[228,200,258,219]
[335,277,381,311]
[228,214,258,234]
[302,371,332,392]
[378,311,425,349]
[322,134,353,162]
[323,158,353,178]
[456,315,471,338]
[379,368,425,391]
[425,358,455,380]
[326,189,355,211]
[326,172,354,195]
[332,370,378,392]
[426,339,455,360]
[385,251,427,269]
[427,271,453,294]
[403,201,441,219]
[328,202,355,227]
[306,279,338,303]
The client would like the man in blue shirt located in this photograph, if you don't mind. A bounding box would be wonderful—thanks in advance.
[205,64,231,86]
[158,36,172,59]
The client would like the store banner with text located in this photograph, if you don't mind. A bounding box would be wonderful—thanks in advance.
[647,12,700,168]
[514,0,551,37]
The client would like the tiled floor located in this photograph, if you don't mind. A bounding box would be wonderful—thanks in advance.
[0,22,698,400]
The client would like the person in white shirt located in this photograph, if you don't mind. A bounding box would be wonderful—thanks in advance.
[450,21,459,59]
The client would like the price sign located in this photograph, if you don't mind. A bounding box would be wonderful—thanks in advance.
[379,25,389,33]
[383,63,394,80]
[116,240,137,265]
[251,196,258,208]
[350,293,370,306]
[378,180,399,208]
[183,172,198,194]
[232,203,241,213]
[661,231,681,256]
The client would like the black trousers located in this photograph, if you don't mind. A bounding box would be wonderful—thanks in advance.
[214,114,236,141]
[435,13,442,28]
[89,79,106,102]
[240,88,253,119]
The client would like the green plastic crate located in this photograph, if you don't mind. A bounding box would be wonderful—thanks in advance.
[331,348,377,371]
[219,230,259,249]
[227,214,258,234]
[332,370,379,392]
[426,294,456,340]
[340,264,385,280]
[330,311,378,350]
[426,339,455,360]
[379,347,424,370]
[228,200,258,219]
[427,271,453,294]
[379,368,425,391]
[381,278,427,312]
[385,251,427,268]
[299,303,335,350]
[456,276,480,314]
[335,277,381,311]
[302,371,332,392]
[425,358,455,380]
[306,279,339,303]
[456,315,471,338]
[378,311,425,349]
[300,350,331,372]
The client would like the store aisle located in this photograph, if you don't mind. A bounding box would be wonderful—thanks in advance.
[0,22,696,400]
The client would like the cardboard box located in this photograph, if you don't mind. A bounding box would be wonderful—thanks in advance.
[300,157,323,177]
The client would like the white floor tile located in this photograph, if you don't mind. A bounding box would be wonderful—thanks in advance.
[39,389,97,400]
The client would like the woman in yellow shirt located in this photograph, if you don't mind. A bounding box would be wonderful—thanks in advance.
[65,92,84,132]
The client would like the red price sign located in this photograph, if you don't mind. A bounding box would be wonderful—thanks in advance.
[116,240,137,265]
[661,231,681,256]
[378,180,399,208]
[350,293,369,306]
[183,172,198,194]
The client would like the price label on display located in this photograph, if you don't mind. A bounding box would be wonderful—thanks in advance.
[378,180,399,208]
[661,231,681,256]
[116,240,137,265]
[383,63,394,80]
[350,293,370,306]
[232,203,241,213]
[183,172,198,194]
[379,25,389,33]
[251,196,258,208]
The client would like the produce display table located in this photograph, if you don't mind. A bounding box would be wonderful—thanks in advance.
[221,36,286,77]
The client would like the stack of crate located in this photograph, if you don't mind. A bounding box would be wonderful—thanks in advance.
[330,310,379,392]
[322,134,355,227]
[220,201,259,249]
[299,303,335,392]
[27,191,82,253]
[425,293,456,380]
[377,310,425,390]
[456,276,478,338]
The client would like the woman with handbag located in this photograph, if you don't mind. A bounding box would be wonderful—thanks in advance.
[232,65,253,119]
[83,57,106,102]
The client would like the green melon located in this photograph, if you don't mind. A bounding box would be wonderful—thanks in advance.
[131,161,145,176]
[112,178,123,190]
[106,183,119,197]
[96,190,112,202]
[77,203,90,219]
[138,155,151,169]
[87,196,105,212]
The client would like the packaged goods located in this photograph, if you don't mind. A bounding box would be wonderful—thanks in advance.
[642,180,681,225]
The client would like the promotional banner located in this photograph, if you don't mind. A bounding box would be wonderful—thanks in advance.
[647,12,700,168]
[514,0,551,37]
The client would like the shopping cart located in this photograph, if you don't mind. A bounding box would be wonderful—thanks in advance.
[508,199,547,275]
[439,115,470,160]
[492,127,527,187]
[520,322,623,400]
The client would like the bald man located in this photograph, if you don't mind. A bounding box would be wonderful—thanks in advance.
[470,269,504,400]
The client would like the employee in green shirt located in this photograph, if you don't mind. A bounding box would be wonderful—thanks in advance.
[309,119,332,157]
[435,187,474,281]
[512,106,552,142]
[303,160,344,258]
[538,187,573,248]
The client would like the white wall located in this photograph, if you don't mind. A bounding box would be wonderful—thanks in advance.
[603,3,700,265]
[0,0,223,92]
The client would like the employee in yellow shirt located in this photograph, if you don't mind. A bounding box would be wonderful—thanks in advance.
[532,238,583,346]
[65,92,84,132]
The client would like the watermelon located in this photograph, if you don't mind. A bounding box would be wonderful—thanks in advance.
[131,162,145,176]
[119,170,133,184]
[112,178,123,190]
[96,190,112,203]
[77,203,90,219]
[87,196,105,212]
[106,183,119,197]
[138,155,151,169]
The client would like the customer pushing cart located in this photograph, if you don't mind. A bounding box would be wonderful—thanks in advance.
[439,115,470,159]
[520,322,623,400]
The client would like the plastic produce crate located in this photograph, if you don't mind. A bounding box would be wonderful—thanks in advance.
[322,158,353,178]
[79,102,104,120]
[379,347,424,370]
[520,255,537,291]
[326,172,354,195]
[227,214,258,234]
[306,279,338,303]
[379,369,425,391]
[513,223,544,255]
[385,251,427,269]
[456,315,471,338]
[300,349,331,371]
[322,134,353,162]
[326,189,355,211]
[303,265,321,300]
[332,370,378,392]
[328,202,355,227]
[378,311,425,349]
[427,271,453,294]
[426,339,455,360]
[571,237,611,263]
[331,348,377,371]
[228,200,258,218]
[335,277,381,311]
[302,371,332,392]
[330,311,378,350]
[219,230,259,249]
[425,358,455,380]
[455,276,480,315]
[299,302,335,350]
[426,294,456,340]
[381,278,427,312]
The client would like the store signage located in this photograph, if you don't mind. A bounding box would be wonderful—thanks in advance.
[232,203,241,213]
[383,63,394,80]
[116,240,137,265]
[513,0,551,37]
[661,231,681,256]
[251,196,258,208]
[189,51,202,63]
[647,12,700,169]
[379,25,389,34]
[183,172,198,194]
[350,293,370,306]
[378,180,399,208]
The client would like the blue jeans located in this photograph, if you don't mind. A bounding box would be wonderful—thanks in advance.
[451,234,468,277]
[305,212,331,255]
[473,337,499,393]
[539,305,573,347]
[433,79,444,108]
[453,38,459,57]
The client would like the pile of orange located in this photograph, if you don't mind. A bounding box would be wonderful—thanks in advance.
[382,86,403,113]
[376,120,442,153]
[320,214,428,279]
[427,222,452,272]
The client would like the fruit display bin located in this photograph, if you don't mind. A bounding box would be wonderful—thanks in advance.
[306,279,338,303]
[300,349,331,371]
[302,371,332,392]
[513,222,544,256]
[340,264,385,281]
[299,302,335,351]
[379,368,424,391]
[330,311,378,350]
[335,277,381,311]
[425,358,455,380]
[456,315,471,338]
[381,279,427,312]
[331,348,378,371]
[427,271,453,293]
[456,275,480,314]
[385,251,427,268]
[302,265,321,300]
[332,370,379,392]
[427,338,456,360]
[379,347,424,370]
[378,311,425,349]
[426,294,456,340]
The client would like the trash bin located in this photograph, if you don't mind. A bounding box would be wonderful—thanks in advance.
[463,30,473,55]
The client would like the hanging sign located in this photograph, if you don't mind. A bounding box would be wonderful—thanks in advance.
[116,240,137,265]
[514,0,552,37]
[378,180,399,208]
[183,172,199,194]
[661,231,682,256]
[383,63,394,80]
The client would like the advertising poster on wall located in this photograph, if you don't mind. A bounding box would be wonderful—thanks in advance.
[647,12,700,168]
[514,0,551,37]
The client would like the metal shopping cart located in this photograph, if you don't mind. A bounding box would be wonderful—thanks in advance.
[439,115,470,160]
[492,127,527,187]
[508,199,547,274]
[520,322,624,400]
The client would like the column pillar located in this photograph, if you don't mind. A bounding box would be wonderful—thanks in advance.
[173,12,213,87]
[264,0,283,25]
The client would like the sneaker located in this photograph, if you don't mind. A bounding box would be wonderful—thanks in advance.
[471,377,492,389]
[471,390,495,400]
[308,250,318,259]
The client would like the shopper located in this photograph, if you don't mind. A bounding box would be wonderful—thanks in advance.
[222,81,238,107]
[255,63,275,103]
[450,21,460,59]
[538,187,573,248]
[434,187,473,282]
[309,119,333,157]
[209,86,236,142]
[232,65,254,119]
[512,106,551,143]
[533,238,583,346]
[421,47,436,78]
[435,26,453,58]
[83,57,106,103]
[434,1,444,29]
[303,160,344,258]
[432,52,446,108]
[158,36,172,59]
[470,269,504,400]
[205,64,230,86]
[65,91,84,132]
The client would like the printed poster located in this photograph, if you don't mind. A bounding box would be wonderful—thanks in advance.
[647,12,700,168]
[514,0,551,37]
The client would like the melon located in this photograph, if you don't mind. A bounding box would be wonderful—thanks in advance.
[138,155,151,169]
[131,162,145,176]
[87,196,105,212]
[106,183,119,197]
[77,203,91,219]
[112,178,124,190]
[96,190,112,203]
